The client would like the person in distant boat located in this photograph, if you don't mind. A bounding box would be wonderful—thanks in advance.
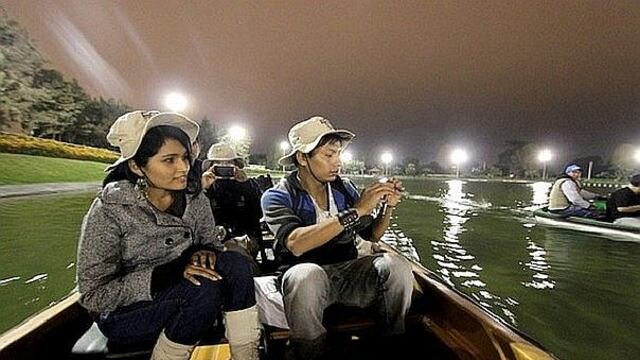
[76,111,260,360]
[606,173,640,226]
[548,164,601,218]
[261,116,413,360]
[201,142,266,273]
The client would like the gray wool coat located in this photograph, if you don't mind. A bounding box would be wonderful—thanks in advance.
[76,180,223,313]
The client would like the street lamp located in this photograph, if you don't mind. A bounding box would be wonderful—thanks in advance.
[537,149,553,180]
[228,125,247,141]
[381,152,393,176]
[279,141,289,172]
[450,149,468,178]
[164,92,188,112]
[340,151,353,174]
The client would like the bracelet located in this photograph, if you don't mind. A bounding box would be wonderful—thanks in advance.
[337,208,359,230]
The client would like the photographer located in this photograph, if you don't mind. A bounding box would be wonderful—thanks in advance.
[260,116,413,360]
[202,143,265,273]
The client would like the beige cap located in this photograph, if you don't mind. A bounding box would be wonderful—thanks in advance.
[105,110,200,171]
[279,116,354,166]
[206,142,241,161]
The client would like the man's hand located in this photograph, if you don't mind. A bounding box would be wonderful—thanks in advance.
[385,177,404,207]
[234,169,248,183]
[355,181,396,217]
[201,169,216,189]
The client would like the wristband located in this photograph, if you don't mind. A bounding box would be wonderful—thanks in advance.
[337,208,359,230]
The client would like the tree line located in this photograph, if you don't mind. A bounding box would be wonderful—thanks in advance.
[0,10,219,154]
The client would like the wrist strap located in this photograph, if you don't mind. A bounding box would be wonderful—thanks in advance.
[337,208,359,230]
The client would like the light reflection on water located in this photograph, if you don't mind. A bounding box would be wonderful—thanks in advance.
[391,177,640,360]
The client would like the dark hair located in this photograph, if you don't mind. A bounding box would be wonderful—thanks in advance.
[292,134,347,168]
[630,173,640,187]
[103,125,201,194]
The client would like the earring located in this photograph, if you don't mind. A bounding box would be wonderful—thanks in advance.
[135,177,149,200]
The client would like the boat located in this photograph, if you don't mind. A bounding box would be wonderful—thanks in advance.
[533,207,640,242]
[0,242,556,360]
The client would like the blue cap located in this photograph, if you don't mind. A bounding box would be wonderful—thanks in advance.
[564,164,582,174]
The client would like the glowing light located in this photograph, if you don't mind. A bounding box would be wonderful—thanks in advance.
[538,149,553,163]
[228,126,247,141]
[164,92,188,112]
[450,149,468,165]
[341,151,353,163]
[381,152,393,164]
[635,148,640,163]
[279,141,290,151]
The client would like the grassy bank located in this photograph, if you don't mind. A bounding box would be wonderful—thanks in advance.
[0,153,106,185]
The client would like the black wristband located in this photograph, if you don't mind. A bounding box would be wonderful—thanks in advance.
[338,208,359,230]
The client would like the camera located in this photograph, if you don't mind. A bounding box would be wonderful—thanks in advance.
[213,165,236,178]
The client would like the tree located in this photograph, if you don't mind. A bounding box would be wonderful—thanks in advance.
[69,97,131,148]
[197,117,217,159]
[0,10,47,132]
[249,153,267,166]
[30,69,90,140]
[610,144,639,180]
[403,157,422,176]
[496,141,540,178]
[424,161,443,174]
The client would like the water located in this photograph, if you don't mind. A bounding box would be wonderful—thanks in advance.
[1,179,639,359]
[0,192,96,334]
[391,178,640,360]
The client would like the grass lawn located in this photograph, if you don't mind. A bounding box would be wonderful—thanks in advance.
[0,153,107,185]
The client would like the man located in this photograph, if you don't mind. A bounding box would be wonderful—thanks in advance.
[606,173,640,227]
[548,164,601,218]
[261,116,413,359]
[202,142,266,272]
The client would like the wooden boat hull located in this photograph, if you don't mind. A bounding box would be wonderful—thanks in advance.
[0,245,556,360]
[534,208,640,242]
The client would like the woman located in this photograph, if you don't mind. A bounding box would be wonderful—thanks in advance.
[77,110,260,360]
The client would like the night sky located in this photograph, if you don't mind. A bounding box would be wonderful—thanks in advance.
[2,0,639,167]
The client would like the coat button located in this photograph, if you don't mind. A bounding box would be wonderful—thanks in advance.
[164,238,174,246]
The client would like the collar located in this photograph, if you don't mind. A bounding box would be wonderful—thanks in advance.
[100,180,191,226]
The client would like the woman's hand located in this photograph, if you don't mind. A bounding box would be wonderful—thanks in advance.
[183,250,222,285]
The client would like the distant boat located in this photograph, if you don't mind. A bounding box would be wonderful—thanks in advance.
[0,242,556,360]
[534,207,640,242]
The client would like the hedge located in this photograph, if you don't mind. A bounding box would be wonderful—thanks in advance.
[0,132,119,164]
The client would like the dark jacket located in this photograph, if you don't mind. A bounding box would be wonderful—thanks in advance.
[261,171,372,269]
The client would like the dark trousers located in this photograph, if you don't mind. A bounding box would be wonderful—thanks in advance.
[97,251,255,347]
[554,205,599,218]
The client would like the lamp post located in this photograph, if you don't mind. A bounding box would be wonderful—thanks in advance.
[537,149,553,180]
[450,149,468,178]
[279,141,290,172]
[164,92,188,112]
[228,125,247,142]
[381,152,393,176]
[340,151,353,174]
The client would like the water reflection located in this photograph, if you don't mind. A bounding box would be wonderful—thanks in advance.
[521,182,556,289]
[521,237,555,289]
[433,180,479,288]
[529,181,552,207]
[431,180,525,324]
